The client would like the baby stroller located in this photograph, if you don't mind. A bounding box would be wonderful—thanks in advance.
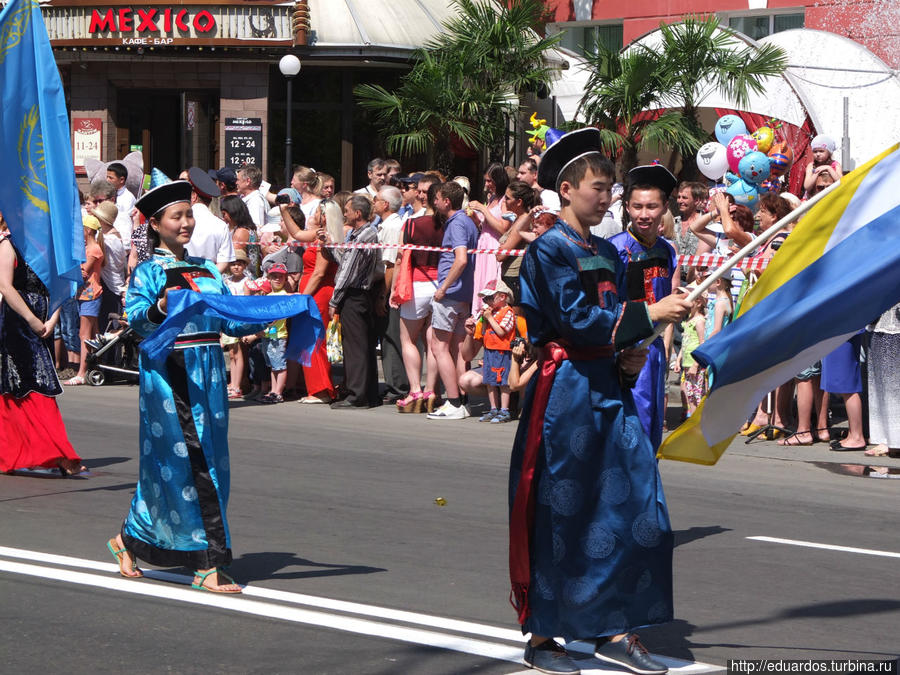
[83,313,141,386]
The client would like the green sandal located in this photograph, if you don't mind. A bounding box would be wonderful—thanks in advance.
[192,568,242,594]
[106,538,143,578]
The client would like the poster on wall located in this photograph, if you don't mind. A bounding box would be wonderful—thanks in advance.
[72,117,103,173]
[225,117,262,169]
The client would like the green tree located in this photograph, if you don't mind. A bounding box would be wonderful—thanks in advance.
[354,0,560,173]
[654,15,788,178]
[577,15,788,179]
[577,44,705,178]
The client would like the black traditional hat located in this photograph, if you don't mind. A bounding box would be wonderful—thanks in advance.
[187,166,222,199]
[537,127,603,192]
[135,180,193,219]
[626,164,678,200]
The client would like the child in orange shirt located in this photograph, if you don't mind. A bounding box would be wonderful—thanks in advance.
[474,280,516,423]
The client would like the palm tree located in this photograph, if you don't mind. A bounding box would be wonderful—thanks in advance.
[653,15,788,177]
[354,0,560,172]
[577,43,706,177]
[577,15,788,179]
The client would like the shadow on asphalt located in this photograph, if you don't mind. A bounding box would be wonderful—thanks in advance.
[225,550,387,583]
[82,456,132,470]
[674,525,731,548]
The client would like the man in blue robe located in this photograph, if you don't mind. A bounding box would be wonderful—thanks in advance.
[509,130,690,675]
[609,166,682,451]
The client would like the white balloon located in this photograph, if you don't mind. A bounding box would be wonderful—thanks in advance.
[696,142,729,181]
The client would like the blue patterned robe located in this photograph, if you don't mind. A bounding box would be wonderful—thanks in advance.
[510,220,673,641]
[608,230,676,451]
[122,250,265,569]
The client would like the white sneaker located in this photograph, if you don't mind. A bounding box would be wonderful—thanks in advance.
[427,401,469,420]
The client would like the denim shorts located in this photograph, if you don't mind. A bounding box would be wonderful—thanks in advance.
[78,297,102,317]
[263,337,288,371]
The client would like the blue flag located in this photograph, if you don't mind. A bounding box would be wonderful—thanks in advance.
[0,0,83,312]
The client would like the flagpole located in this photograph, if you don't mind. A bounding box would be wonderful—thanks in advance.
[639,178,844,347]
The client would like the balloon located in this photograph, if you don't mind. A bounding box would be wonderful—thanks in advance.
[751,126,775,153]
[715,114,748,146]
[767,141,794,178]
[738,151,772,185]
[726,178,760,210]
[758,179,779,194]
[724,171,740,186]
[695,142,729,180]
[726,135,758,174]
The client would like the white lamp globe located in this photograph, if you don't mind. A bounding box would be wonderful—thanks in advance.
[279,54,301,77]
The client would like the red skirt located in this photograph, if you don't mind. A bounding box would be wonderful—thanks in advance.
[301,285,337,399]
[0,392,80,472]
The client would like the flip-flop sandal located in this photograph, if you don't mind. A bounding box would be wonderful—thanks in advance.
[192,568,242,594]
[778,433,813,446]
[107,538,143,578]
[63,376,86,386]
[864,445,889,457]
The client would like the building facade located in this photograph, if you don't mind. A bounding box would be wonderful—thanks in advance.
[542,0,898,68]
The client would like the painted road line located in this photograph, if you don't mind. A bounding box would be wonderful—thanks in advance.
[566,641,724,674]
[0,558,523,664]
[747,536,900,559]
[0,546,723,674]
[0,545,522,643]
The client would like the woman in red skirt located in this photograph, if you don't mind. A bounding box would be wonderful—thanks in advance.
[0,231,85,476]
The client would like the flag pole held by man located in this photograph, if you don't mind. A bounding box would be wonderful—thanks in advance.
[0,0,84,311]
[659,142,900,466]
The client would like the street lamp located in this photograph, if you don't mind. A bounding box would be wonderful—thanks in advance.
[279,54,301,186]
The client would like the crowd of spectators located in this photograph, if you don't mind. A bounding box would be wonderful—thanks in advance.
[52,144,898,455]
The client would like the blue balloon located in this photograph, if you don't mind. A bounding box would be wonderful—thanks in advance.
[715,115,748,146]
[544,128,565,148]
[725,178,760,211]
[738,151,772,185]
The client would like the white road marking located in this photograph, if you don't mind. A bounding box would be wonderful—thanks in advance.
[0,545,722,673]
[748,536,900,559]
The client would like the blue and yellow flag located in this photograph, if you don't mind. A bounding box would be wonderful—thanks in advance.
[0,0,83,311]
[659,143,900,465]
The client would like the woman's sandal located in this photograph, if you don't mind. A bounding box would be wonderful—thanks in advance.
[778,432,814,446]
[423,391,442,414]
[107,538,143,578]
[814,427,832,443]
[739,423,763,437]
[192,568,242,594]
[63,375,86,386]
[396,391,423,413]
[864,444,889,457]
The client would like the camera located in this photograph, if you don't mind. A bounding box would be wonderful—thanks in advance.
[275,193,292,205]
[510,337,526,349]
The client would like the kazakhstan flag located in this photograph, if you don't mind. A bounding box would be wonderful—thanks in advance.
[0,0,83,312]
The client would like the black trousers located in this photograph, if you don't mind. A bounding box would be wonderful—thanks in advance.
[338,289,380,407]
[376,306,409,398]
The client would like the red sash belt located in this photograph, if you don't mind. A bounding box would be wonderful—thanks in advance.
[509,341,615,624]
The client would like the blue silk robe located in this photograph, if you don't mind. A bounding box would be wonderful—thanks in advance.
[510,221,674,641]
[122,250,265,569]
[608,230,677,451]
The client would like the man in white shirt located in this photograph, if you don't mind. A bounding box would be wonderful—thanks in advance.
[186,167,234,273]
[354,158,387,197]
[516,157,560,211]
[373,185,408,402]
[107,162,137,213]
[88,180,133,251]
[237,164,268,230]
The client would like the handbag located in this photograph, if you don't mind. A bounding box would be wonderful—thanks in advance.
[390,249,414,307]
[326,317,343,363]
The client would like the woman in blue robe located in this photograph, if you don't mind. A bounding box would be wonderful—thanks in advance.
[107,181,266,593]
[509,131,690,675]
[609,167,680,452]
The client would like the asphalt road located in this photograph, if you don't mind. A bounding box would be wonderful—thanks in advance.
[1,382,898,674]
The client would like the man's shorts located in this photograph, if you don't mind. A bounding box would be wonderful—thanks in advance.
[430,297,469,336]
[78,297,101,317]
[263,337,288,371]
[482,348,511,387]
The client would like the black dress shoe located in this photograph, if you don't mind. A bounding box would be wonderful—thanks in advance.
[330,399,364,409]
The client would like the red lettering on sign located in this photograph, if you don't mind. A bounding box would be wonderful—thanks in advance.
[163,8,172,32]
[89,8,116,32]
[136,8,158,31]
[193,10,214,33]
[117,7,132,31]
[175,9,189,31]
